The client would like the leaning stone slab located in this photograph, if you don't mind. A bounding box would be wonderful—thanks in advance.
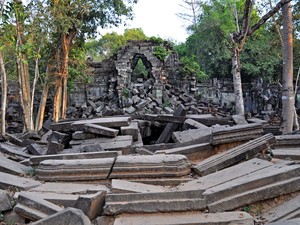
[0,189,13,212]
[28,182,109,194]
[74,191,106,220]
[29,151,121,166]
[109,154,191,179]
[262,193,300,223]
[178,158,274,192]
[84,123,119,137]
[0,142,31,160]
[206,175,300,212]
[0,171,41,190]
[30,207,91,225]
[0,152,30,175]
[192,133,275,176]
[103,190,205,215]
[111,179,168,193]
[14,191,63,221]
[26,143,47,155]
[35,158,115,181]
[183,118,210,129]
[113,211,254,225]
[172,128,212,143]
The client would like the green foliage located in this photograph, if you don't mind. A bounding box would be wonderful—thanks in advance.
[132,58,148,78]
[180,56,208,81]
[243,205,252,213]
[0,211,3,222]
[26,167,36,177]
[122,87,130,98]
[153,46,171,62]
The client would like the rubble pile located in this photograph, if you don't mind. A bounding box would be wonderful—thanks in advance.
[0,106,299,225]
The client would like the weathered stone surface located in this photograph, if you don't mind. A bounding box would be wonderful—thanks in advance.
[77,143,104,153]
[29,151,121,166]
[0,189,12,212]
[93,216,115,225]
[192,133,275,176]
[36,158,115,181]
[50,121,73,132]
[178,158,274,191]
[109,154,191,179]
[0,152,30,175]
[272,148,300,160]
[172,128,212,143]
[74,191,106,220]
[186,114,233,126]
[0,142,31,160]
[275,134,300,147]
[155,143,213,162]
[211,123,264,145]
[0,171,41,190]
[46,141,65,155]
[72,131,97,140]
[14,191,63,221]
[30,207,91,225]
[267,219,300,225]
[84,123,119,137]
[113,211,254,225]
[111,179,168,193]
[27,143,47,155]
[103,190,205,215]
[28,182,109,194]
[262,193,300,223]
[183,118,209,129]
[120,122,139,141]
[232,114,248,125]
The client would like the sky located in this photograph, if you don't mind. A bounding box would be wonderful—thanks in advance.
[99,0,190,43]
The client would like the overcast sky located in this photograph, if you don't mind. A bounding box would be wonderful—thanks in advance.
[99,0,189,43]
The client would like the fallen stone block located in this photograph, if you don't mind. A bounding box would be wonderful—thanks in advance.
[74,191,106,220]
[0,152,31,175]
[186,114,233,126]
[155,143,213,162]
[111,179,168,193]
[232,114,248,125]
[46,141,65,155]
[72,131,97,140]
[2,210,26,224]
[26,143,47,155]
[172,128,212,143]
[0,171,41,190]
[192,133,275,176]
[0,189,13,212]
[120,122,139,141]
[275,134,300,148]
[211,123,263,145]
[272,148,300,161]
[112,211,254,225]
[84,123,119,137]
[30,207,91,225]
[14,191,63,221]
[103,190,205,215]
[183,118,209,129]
[267,219,300,225]
[49,131,72,146]
[109,154,191,179]
[262,193,300,223]
[35,158,115,181]
[0,142,31,160]
[50,121,73,132]
[28,182,109,194]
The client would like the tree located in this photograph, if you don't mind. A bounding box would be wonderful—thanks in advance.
[281,1,294,133]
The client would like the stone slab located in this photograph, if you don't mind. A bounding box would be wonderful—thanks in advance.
[30,207,91,225]
[109,154,191,179]
[0,152,30,175]
[183,118,210,129]
[172,128,212,143]
[72,131,97,140]
[36,158,115,181]
[14,191,63,221]
[28,182,109,194]
[267,219,300,225]
[232,115,248,125]
[120,122,139,141]
[84,123,119,137]
[0,142,31,160]
[272,148,300,160]
[0,171,41,190]
[186,114,233,126]
[275,134,300,147]
[113,211,254,225]
[111,179,168,193]
[29,151,121,166]
[262,193,300,222]
[0,189,13,211]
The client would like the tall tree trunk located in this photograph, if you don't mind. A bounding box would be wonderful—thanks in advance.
[35,65,50,131]
[31,55,39,129]
[0,53,7,136]
[232,48,245,115]
[281,2,294,134]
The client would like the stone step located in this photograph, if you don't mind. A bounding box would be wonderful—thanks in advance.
[0,171,41,190]
[203,163,300,204]
[14,191,63,221]
[109,154,191,179]
[211,123,264,145]
[207,176,300,212]
[262,194,300,223]
[192,133,275,176]
[29,151,121,166]
[112,211,254,225]
[103,190,205,215]
[155,143,213,162]
[178,158,275,191]
[35,158,115,181]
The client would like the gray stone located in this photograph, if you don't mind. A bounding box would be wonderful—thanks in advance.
[0,189,13,212]
[14,191,63,221]
[0,142,31,160]
[2,210,26,224]
[267,219,300,225]
[232,114,248,125]
[46,141,65,155]
[111,179,168,193]
[84,123,119,137]
[0,152,30,175]
[36,158,115,181]
[113,211,254,225]
[30,207,91,225]
[120,122,139,141]
[0,171,41,190]
[172,128,212,143]
[27,143,47,155]
[74,191,106,220]
[183,118,209,129]
[72,131,98,140]
[272,148,300,160]
[109,154,191,179]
